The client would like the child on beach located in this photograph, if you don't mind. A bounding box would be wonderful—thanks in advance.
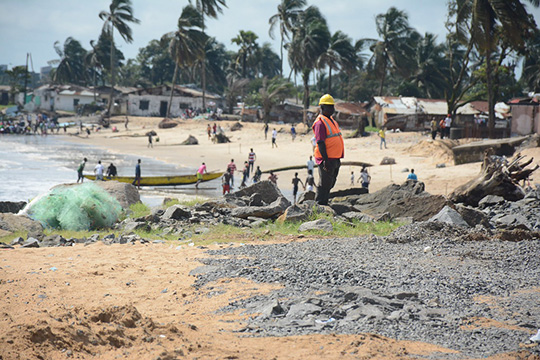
[350,171,355,186]
[292,172,304,204]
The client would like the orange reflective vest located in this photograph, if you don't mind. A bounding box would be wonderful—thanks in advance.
[312,114,344,159]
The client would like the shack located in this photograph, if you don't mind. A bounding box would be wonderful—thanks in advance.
[509,95,540,135]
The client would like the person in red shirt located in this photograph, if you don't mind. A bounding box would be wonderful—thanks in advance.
[312,94,344,205]
[227,159,237,188]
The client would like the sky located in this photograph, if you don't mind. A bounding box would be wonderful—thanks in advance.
[2,0,540,75]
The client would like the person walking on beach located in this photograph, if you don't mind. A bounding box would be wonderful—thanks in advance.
[407,169,418,181]
[94,160,105,181]
[350,171,355,186]
[439,118,446,139]
[253,166,262,183]
[444,114,452,138]
[305,169,315,192]
[132,159,142,189]
[212,123,217,135]
[107,163,117,179]
[207,124,212,139]
[227,159,237,188]
[358,167,371,192]
[222,168,232,194]
[430,119,438,140]
[248,148,256,174]
[147,133,153,148]
[272,128,278,148]
[77,158,87,183]
[378,128,387,149]
[307,155,315,175]
[291,124,296,141]
[313,94,344,205]
[268,171,278,185]
[195,162,207,188]
[240,161,250,188]
[292,172,304,204]
[125,116,129,130]
[264,123,269,140]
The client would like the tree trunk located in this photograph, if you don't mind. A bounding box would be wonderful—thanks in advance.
[378,61,387,96]
[201,16,207,112]
[449,149,538,206]
[279,33,284,77]
[302,70,310,124]
[486,49,495,139]
[107,27,115,119]
[328,67,332,94]
[166,63,178,119]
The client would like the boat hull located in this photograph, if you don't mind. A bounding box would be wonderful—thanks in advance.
[83,172,223,186]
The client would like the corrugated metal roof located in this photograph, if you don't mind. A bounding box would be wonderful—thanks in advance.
[58,89,95,97]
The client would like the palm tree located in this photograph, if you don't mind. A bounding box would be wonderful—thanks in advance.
[99,0,140,117]
[457,0,539,137]
[189,0,227,110]
[317,31,355,94]
[163,5,206,119]
[522,30,540,92]
[86,40,104,101]
[231,30,259,78]
[50,37,87,85]
[363,7,417,95]
[268,0,306,76]
[224,74,249,113]
[288,6,330,123]
[408,33,448,98]
[259,77,294,123]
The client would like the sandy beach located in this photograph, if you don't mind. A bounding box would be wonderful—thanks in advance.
[61,116,501,198]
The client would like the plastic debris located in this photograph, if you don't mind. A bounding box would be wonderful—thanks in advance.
[315,318,335,324]
[25,183,122,231]
[49,267,57,271]
[531,329,540,342]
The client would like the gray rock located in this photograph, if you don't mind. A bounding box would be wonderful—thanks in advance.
[22,237,40,248]
[260,300,287,317]
[478,195,505,208]
[345,305,384,321]
[231,196,291,219]
[0,213,43,237]
[277,204,313,223]
[227,180,283,205]
[162,205,191,220]
[455,204,491,228]
[342,212,374,222]
[40,235,66,247]
[380,157,396,165]
[494,214,531,230]
[298,219,333,232]
[93,181,140,209]
[330,203,357,215]
[0,201,26,214]
[286,303,322,318]
[428,206,469,227]
[248,193,266,207]
[297,190,316,204]
[10,237,24,246]
[123,221,151,232]
[181,135,198,145]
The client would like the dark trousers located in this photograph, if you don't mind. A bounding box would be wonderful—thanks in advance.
[316,159,341,205]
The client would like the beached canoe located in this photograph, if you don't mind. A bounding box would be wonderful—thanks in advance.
[83,172,223,186]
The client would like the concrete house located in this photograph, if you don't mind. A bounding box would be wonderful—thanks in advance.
[126,85,223,117]
[509,95,540,135]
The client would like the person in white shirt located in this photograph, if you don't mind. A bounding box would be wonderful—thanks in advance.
[444,114,452,137]
[272,128,278,148]
[307,156,315,174]
[94,160,105,181]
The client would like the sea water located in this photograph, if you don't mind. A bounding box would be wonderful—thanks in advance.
[0,135,220,205]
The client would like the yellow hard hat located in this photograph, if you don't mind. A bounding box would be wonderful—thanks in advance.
[319,94,335,105]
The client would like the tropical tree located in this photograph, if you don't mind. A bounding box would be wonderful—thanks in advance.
[317,31,355,94]
[363,7,418,95]
[224,74,249,113]
[99,0,140,117]
[268,0,306,76]
[457,0,539,137]
[258,77,294,123]
[254,43,281,78]
[137,38,175,86]
[5,66,29,103]
[164,5,206,118]
[201,38,230,93]
[408,33,448,98]
[231,30,259,78]
[86,40,103,101]
[522,29,540,92]
[50,37,87,85]
[288,5,330,122]
[189,0,227,110]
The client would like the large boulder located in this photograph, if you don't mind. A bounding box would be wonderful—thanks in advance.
[297,191,316,204]
[329,187,368,199]
[94,181,140,209]
[158,118,179,129]
[231,196,290,219]
[0,213,43,237]
[298,218,333,232]
[0,201,26,214]
[230,122,243,131]
[181,135,199,145]
[227,180,283,205]
[428,206,469,227]
[162,205,192,220]
[455,204,491,228]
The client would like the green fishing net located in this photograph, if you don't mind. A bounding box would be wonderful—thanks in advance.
[27,183,122,231]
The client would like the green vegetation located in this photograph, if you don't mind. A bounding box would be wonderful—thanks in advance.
[128,202,151,218]
[364,126,379,133]
[0,230,28,244]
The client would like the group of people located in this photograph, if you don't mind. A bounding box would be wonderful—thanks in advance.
[219,150,263,194]
[0,113,65,135]
[431,114,453,140]
[76,158,142,189]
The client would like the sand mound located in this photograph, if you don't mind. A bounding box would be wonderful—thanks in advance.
[406,139,467,165]
[0,305,194,359]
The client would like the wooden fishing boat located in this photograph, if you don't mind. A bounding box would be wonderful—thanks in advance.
[83,172,223,186]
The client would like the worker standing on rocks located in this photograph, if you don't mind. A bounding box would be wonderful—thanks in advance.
[312,94,344,205]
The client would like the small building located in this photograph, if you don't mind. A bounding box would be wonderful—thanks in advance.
[126,85,223,118]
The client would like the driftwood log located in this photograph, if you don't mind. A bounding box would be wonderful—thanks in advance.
[450,148,539,206]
